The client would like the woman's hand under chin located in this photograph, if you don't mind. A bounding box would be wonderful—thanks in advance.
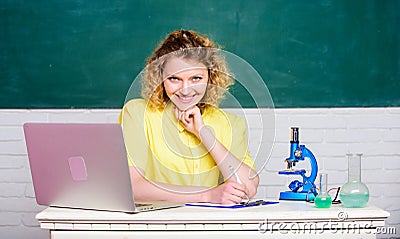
[173,105,205,138]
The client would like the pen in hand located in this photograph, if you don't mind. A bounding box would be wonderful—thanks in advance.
[229,165,250,204]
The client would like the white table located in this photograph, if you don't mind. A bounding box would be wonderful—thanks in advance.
[36,200,390,239]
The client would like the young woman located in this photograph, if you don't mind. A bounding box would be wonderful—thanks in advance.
[119,30,259,204]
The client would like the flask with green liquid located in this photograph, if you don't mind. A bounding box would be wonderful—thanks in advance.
[340,154,369,208]
[315,173,332,208]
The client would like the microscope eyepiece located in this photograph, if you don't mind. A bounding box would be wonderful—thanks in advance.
[290,127,299,143]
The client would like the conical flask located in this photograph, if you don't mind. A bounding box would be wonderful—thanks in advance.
[315,173,332,208]
[340,154,369,208]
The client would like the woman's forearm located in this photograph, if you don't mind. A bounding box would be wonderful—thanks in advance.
[129,166,210,202]
[198,126,259,197]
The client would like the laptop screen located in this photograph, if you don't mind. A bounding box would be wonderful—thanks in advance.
[24,123,136,212]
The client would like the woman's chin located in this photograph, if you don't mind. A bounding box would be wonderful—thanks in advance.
[172,101,198,111]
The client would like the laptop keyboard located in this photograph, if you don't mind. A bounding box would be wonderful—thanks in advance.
[135,203,152,207]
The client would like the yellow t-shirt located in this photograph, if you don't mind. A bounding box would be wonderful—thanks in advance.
[118,99,254,187]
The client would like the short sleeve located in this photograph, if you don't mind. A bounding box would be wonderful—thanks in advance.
[229,116,255,170]
[117,99,150,169]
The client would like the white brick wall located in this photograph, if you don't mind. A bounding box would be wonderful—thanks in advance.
[0,107,399,238]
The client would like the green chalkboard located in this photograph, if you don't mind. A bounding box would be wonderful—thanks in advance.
[1,0,399,108]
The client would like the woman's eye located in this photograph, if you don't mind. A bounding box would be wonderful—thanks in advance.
[192,76,202,82]
[168,77,180,82]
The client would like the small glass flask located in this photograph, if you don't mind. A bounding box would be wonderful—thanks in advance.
[340,154,369,208]
[315,173,332,208]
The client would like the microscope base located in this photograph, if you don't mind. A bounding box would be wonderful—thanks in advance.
[279,191,315,201]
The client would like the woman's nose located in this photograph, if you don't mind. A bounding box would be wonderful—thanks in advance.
[180,81,192,94]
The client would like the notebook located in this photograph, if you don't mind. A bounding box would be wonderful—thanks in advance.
[23,123,182,213]
[185,199,278,209]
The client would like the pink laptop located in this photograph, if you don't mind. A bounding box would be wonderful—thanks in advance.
[23,123,181,213]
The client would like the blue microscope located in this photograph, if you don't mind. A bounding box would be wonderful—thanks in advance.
[279,127,318,201]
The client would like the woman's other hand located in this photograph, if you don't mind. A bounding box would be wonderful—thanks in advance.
[202,180,250,204]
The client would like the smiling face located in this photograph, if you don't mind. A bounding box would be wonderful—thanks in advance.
[163,57,209,111]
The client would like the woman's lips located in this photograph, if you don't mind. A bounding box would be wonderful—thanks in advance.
[176,94,196,103]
